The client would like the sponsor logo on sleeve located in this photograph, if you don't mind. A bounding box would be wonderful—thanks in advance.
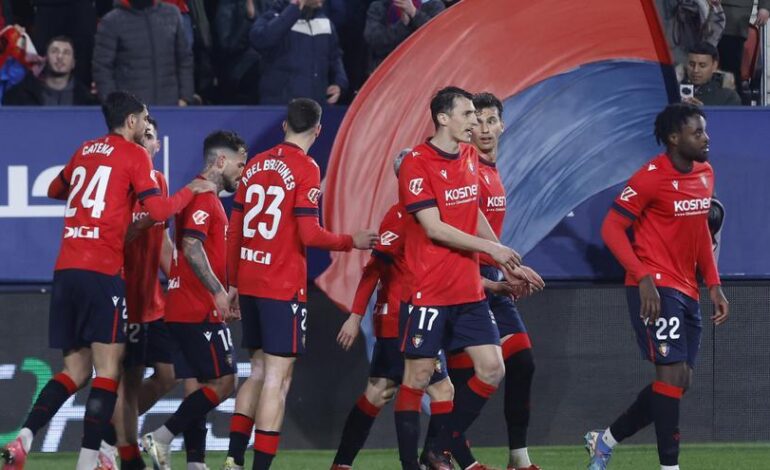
[619,186,637,202]
[192,210,209,225]
[307,188,321,205]
[380,231,399,246]
[409,178,424,196]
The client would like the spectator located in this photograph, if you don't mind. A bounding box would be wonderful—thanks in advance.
[3,35,96,105]
[655,0,725,67]
[92,0,194,106]
[250,0,348,105]
[214,0,261,103]
[717,0,770,91]
[681,42,741,106]
[364,0,444,74]
[31,0,98,86]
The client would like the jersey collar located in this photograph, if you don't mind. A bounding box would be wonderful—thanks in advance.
[426,139,459,160]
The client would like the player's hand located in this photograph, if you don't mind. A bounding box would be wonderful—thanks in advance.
[488,242,522,275]
[639,275,661,323]
[187,179,217,194]
[756,8,770,26]
[518,265,545,292]
[352,230,378,250]
[326,84,342,104]
[682,96,704,107]
[393,0,417,17]
[709,285,729,325]
[228,287,241,320]
[214,288,234,322]
[337,314,362,351]
[482,277,515,296]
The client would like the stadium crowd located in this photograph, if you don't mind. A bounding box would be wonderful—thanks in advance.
[0,0,767,107]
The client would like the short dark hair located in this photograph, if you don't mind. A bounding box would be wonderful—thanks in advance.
[286,98,322,133]
[203,130,247,164]
[430,86,474,128]
[101,91,145,131]
[687,42,719,61]
[473,92,503,117]
[46,35,74,52]
[653,103,706,146]
[146,116,158,132]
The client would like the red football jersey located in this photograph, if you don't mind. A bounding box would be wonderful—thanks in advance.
[478,157,506,267]
[230,142,326,302]
[164,190,228,323]
[398,141,485,306]
[612,153,718,299]
[55,134,162,275]
[351,203,406,338]
[124,170,169,324]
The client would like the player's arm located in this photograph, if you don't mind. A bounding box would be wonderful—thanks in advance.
[160,230,173,277]
[182,235,231,320]
[476,208,500,242]
[337,253,388,351]
[602,173,659,321]
[226,194,246,317]
[47,163,73,200]
[697,218,728,325]
[414,207,521,273]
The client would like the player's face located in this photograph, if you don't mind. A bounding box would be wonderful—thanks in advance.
[471,107,504,154]
[130,107,149,144]
[686,53,717,86]
[441,96,477,143]
[677,115,709,162]
[221,150,247,193]
[141,123,161,158]
[46,41,75,76]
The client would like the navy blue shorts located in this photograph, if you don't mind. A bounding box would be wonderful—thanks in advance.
[481,265,527,337]
[627,287,702,368]
[166,322,236,380]
[369,337,448,384]
[124,319,175,368]
[399,300,500,359]
[240,295,307,356]
[49,269,126,351]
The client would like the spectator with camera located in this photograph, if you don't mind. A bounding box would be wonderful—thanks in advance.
[680,42,741,106]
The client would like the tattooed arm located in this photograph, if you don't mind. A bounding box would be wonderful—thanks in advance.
[182,236,232,321]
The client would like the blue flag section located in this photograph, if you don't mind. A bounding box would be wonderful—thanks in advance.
[0,106,767,283]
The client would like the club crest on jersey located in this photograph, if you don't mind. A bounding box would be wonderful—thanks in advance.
[440,169,448,179]
[468,160,475,174]
[659,342,670,357]
[620,186,637,202]
[203,331,213,341]
[484,174,490,184]
[700,175,708,188]
[409,178,424,196]
[307,188,321,205]
[412,334,423,348]
[192,210,210,225]
[672,180,679,191]
[380,231,399,246]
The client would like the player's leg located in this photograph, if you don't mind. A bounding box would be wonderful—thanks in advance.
[333,337,402,468]
[251,353,295,470]
[444,301,504,470]
[77,341,124,470]
[137,320,181,415]
[225,349,264,469]
[114,364,146,470]
[182,378,209,470]
[420,363,454,470]
[225,295,267,469]
[2,347,92,467]
[76,271,127,470]
[143,323,236,469]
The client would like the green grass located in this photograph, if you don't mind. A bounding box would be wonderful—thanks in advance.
[26,443,770,469]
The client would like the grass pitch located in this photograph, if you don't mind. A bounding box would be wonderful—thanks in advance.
[23,443,770,469]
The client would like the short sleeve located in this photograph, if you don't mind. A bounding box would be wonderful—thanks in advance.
[181,195,213,242]
[398,156,437,214]
[611,167,658,220]
[128,147,162,201]
[373,207,404,260]
[293,160,321,218]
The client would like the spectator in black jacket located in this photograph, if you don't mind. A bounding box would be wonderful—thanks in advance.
[92,0,194,106]
[250,0,348,105]
[364,0,444,74]
[3,35,97,105]
[681,42,742,106]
